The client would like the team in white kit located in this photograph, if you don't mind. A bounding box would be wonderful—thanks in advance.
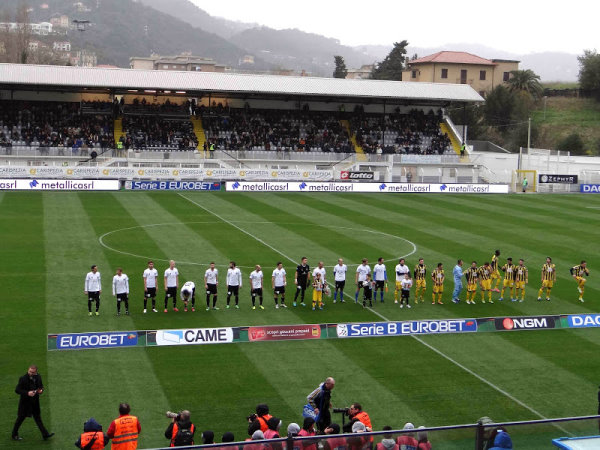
[83,257,412,315]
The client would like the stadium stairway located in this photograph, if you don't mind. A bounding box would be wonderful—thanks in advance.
[340,119,367,161]
[440,121,468,162]
[113,118,125,146]
[191,116,207,155]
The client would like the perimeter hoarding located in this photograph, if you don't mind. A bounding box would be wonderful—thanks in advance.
[0,179,120,191]
[335,318,478,338]
[125,181,221,191]
[225,181,509,193]
[48,331,145,350]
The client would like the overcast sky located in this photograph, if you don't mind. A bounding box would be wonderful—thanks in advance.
[192,0,598,55]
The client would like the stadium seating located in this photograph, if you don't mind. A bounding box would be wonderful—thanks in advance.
[0,101,113,152]
[120,116,198,150]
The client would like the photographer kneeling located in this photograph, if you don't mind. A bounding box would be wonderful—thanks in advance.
[165,410,195,447]
[342,403,372,433]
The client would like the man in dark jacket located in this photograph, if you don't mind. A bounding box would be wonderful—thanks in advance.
[307,377,335,431]
[165,410,195,447]
[75,418,110,449]
[12,365,54,441]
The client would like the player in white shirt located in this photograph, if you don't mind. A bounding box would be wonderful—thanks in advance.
[163,260,179,313]
[226,261,242,309]
[180,281,196,312]
[373,257,388,304]
[84,264,101,316]
[142,260,158,313]
[249,265,264,310]
[272,262,287,308]
[355,258,371,303]
[333,258,348,303]
[205,262,219,310]
[400,273,413,309]
[394,258,409,304]
[112,267,130,316]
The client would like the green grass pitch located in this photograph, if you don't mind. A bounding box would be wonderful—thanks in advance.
[1,191,599,449]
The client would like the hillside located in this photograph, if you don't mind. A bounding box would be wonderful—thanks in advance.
[137,0,257,39]
[0,0,266,68]
[229,26,377,76]
[532,96,600,154]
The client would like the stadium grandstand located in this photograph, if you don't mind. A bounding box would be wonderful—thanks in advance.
[0,63,489,184]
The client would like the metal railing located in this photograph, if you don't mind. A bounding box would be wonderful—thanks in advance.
[142,415,600,450]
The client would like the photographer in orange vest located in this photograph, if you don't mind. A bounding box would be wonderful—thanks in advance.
[107,403,141,450]
[164,410,195,447]
[76,418,109,449]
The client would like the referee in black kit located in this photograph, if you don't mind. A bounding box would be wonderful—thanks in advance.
[294,257,311,307]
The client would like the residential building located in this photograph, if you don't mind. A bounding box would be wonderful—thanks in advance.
[346,64,374,80]
[130,53,227,72]
[402,51,519,96]
[0,22,53,35]
[53,41,71,52]
[50,15,70,29]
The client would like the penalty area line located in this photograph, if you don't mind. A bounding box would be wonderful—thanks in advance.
[178,192,568,433]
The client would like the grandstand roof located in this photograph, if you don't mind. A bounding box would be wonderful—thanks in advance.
[0,64,483,104]
[409,51,496,66]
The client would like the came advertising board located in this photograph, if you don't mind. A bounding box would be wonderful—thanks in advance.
[226,181,509,194]
[151,328,234,346]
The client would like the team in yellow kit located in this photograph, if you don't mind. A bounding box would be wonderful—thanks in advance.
[538,257,556,301]
[369,253,589,305]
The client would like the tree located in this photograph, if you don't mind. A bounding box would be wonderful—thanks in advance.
[333,55,348,79]
[371,40,409,81]
[578,49,600,99]
[0,1,31,64]
[507,69,543,99]
[559,132,585,154]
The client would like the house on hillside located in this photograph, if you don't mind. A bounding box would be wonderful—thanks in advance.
[402,51,519,96]
[346,64,374,80]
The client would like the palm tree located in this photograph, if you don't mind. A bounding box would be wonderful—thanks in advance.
[507,69,544,99]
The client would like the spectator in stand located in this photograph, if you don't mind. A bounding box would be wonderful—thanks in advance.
[396,422,418,450]
[202,430,215,445]
[75,417,110,449]
[298,418,317,450]
[244,430,265,450]
[323,423,346,450]
[264,417,283,450]
[347,422,369,450]
[487,429,512,450]
[416,427,431,450]
[377,426,398,450]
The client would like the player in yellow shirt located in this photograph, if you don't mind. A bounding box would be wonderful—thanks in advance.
[431,263,444,304]
[464,261,479,305]
[490,250,501,292]
[312,272,324,310]
[514,259,528,302]
[413,258,427,304]
[570,261,590,302]
[500,257,516,302]
[537,257,556,301]
[478,262,493,304]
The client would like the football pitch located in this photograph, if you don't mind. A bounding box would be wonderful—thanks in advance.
[1,191,599,449]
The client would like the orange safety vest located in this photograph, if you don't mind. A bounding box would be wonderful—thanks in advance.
[111,415,139,450]
[257,414,272,432]
[80,431,106,450]
[170,422,195,447]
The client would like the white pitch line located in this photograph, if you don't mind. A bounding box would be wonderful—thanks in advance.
[179,192,568,433]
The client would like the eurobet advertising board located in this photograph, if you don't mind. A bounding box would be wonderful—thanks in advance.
[48,331,144,350]
[125,180,221,191]
[0,179,119,191]
[225,181,509,193]
[335,319,478,338]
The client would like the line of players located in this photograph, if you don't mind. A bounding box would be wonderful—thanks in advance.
[82,253,591,315]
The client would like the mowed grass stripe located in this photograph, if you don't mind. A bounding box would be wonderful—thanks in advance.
[44,193,170,449]
[0,193,48,448]
[418,331,597,419]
